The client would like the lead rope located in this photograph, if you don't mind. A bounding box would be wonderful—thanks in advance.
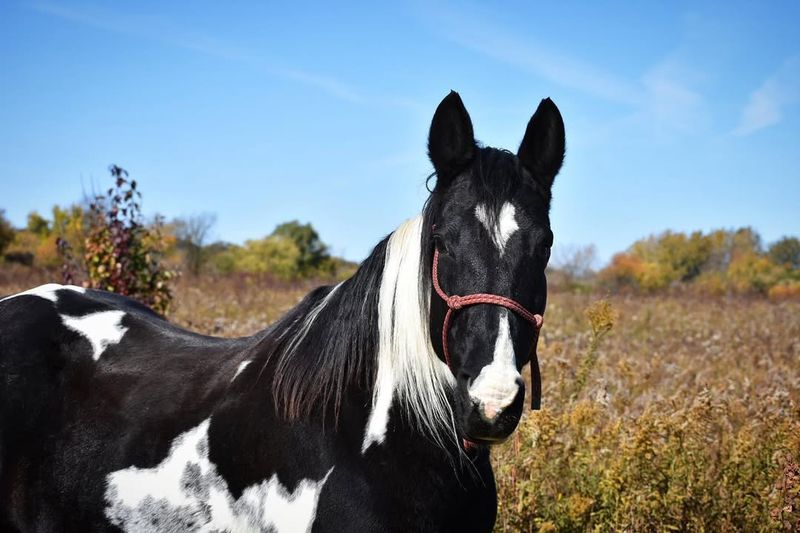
[431,247,544,452]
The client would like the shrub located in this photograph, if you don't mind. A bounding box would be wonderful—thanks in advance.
[597,253,646,291]
[66,165,176,314]
[768,280,800,301]
[727,252,786,295]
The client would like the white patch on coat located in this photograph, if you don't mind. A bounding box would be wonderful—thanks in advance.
[61,310,128,361]
[468,310,522,420]
[0,283,85,303]
[232,360,252,381]
[363,215,456,454]
[105,419,333,533]
[249,470,333,533]
[475,202,519,254]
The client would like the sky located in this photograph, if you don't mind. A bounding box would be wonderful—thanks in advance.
[1,1,798,264]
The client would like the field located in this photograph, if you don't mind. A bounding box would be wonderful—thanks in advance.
[2,270,798,531]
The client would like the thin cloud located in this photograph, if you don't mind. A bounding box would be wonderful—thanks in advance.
[426,3,708,135]
[733,56,800,136]
[435,14,642,106]
[28,1,365,104]
[273,68,364,104]
[639,59,709,134]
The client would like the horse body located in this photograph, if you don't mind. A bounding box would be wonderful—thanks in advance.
[0,91,565,532]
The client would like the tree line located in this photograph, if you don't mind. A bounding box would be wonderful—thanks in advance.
[0,166,354,313]
[2,166,798,310]
[547,229,800,299]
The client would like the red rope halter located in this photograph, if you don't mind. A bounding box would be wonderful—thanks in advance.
[431,248,544,370]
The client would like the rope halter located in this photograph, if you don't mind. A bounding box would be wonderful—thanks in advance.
[431,247,544,370]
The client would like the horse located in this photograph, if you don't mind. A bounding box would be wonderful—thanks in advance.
[0,90,565,532]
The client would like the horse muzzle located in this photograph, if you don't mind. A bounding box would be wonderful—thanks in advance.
[462,378,525,443]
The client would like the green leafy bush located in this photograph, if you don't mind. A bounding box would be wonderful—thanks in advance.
[205,220,339,280]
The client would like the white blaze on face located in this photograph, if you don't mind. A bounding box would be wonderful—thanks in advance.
[475,202,519,254]
[61,310,128,361]
[468,310,522,420]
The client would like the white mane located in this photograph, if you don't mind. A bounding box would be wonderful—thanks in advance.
[362,215,458,452]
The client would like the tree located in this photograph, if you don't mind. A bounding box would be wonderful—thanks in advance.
[550,244,597,290]
[768,237,800,270]
[26,211,50,237]
[233,235,301,279]
[173,213,217,275]
[0,210,15,257]
[730,227,762,259]
[271,220,333,276]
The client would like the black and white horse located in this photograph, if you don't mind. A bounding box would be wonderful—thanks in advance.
[0,91,564,532]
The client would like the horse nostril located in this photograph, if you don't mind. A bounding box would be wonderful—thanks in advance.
[472,381,524,422]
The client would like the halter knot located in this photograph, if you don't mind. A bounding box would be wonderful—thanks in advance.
[447,295,465,310]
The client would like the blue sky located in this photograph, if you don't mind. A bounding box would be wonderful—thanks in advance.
[1,1,798,263]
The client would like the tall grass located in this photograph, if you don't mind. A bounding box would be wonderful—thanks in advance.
[494,294,800,531]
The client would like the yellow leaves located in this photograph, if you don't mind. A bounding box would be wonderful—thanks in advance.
[567,494,594,521]
[584,300,616,338]
[233,235,303,279]
[536,521,557,533]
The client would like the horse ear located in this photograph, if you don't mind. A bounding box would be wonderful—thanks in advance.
[428,91,476,189]
[518,98,565,193]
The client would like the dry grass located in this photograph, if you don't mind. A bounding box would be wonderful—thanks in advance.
[496,293,800,532]
[167,274,319,337]
[2,270,798,531]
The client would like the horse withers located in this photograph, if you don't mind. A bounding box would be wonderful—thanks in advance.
[0,91,565,532]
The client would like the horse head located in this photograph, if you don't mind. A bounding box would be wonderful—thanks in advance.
[423,91,565,444]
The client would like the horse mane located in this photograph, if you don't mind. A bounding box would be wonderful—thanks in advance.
[255,216,457,447]
[256,239,385,423]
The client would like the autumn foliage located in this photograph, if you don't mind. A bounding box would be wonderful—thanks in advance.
[598,228,800,298]
[52,166,177,314]
[79,166,176,314]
